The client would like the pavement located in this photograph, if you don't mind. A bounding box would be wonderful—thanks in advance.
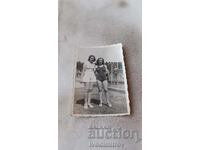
[73,86,128,115]
[108,83,126,93]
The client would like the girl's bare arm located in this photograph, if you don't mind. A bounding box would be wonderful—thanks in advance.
[80,64,86,82]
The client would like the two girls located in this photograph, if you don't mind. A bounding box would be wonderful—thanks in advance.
[81,56,112,109]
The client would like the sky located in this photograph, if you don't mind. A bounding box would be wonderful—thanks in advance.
[76,43,124,62]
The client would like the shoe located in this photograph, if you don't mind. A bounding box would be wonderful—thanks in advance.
[88,103,94,108]
[107,102,112,107]
[99,103,103,107]
[84,104,88,109]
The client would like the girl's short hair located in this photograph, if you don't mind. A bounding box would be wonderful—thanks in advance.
[96,57,104,65]
[88,55,96,62]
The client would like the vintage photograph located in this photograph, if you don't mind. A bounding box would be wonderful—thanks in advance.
[73,43,130,116]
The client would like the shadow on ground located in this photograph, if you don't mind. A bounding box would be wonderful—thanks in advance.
[73,87,129,115]
[76,99,100,105]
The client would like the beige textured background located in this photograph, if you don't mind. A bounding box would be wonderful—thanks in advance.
[58,0,142,149]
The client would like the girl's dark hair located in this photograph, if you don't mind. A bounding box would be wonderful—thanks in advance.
[96,57,104,65]
[88,55,96,62]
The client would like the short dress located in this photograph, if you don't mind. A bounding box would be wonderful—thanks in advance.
[82,62,96,83]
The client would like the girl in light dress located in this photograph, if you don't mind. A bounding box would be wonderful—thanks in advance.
[81,55,96,109]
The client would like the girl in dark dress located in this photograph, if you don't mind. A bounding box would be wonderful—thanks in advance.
[95,58,112,107]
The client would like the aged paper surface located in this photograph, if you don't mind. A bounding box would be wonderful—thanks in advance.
[59,0,141,150]
[72,43,130,117]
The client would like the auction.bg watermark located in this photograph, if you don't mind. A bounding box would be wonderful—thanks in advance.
[88,125,141,148]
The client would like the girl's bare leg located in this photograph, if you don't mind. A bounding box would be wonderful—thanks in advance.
[84,92,88,109]
[105,91,112,107]
[99,91,103,107]
[84,83,89,109]
[97,80,103,107]
[88,92,94,108]
[103,80,112,107]
[88,83,94,108]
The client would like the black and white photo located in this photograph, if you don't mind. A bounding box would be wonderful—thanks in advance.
[73,43,130,116]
